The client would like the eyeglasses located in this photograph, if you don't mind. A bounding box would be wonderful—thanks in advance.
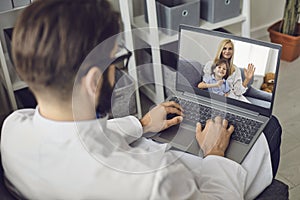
[78,46,132,78]
[112,46,132,70]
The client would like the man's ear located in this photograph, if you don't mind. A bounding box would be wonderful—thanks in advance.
[83,66,103,99]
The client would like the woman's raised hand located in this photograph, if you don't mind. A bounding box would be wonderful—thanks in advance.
[244,63,256,81]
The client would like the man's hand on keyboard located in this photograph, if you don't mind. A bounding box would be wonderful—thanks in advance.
[140,101,183,133]
[195,116,234,157]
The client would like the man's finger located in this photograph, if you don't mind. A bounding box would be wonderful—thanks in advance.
[195,122,202,141]
[206,118,213,123]
[196,122,202,133]
[165,116,183,129]
[165,106,183,116]
[222,119,228,128]
[161,101,183,111]
[227,125,235,135]
[214,116,222,124]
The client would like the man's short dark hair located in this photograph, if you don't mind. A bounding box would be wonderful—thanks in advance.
[12,0,120,99]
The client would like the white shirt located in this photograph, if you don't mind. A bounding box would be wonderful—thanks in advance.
[1,108,272,199]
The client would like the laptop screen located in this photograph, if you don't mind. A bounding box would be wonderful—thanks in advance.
[177,25,281,117]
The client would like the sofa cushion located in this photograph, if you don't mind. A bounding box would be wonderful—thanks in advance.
[177,59,204,88]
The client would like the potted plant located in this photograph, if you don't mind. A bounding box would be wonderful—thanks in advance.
[268,0,300,62]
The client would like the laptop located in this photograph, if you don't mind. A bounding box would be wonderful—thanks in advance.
[151,25,282,164]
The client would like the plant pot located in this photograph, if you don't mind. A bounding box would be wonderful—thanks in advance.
[268,20,300,62]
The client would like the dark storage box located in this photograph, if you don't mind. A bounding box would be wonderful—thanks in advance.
[0,0,13,12]
[145,0,200,35]
[12,0,31,8]
[200,0,240,23]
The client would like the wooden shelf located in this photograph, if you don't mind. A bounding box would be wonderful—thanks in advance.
[0,6,29,109]
[3,53,27,91]
[133,14,247,46]
[0,6,26,15]
[200,14,247,30]
[133,15,179,45]
[12,80,27,91]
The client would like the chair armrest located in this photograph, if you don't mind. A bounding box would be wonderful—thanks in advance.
[255,179,289,199]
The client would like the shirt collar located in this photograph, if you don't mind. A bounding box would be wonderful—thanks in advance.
[33,106,108,133]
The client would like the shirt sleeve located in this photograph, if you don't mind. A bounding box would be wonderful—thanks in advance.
[107,116,143,144]
[202,75,211,83]
[150,152,247,200]
[224,80,230,93]
[197,156,246,199]
[230,66,248,96]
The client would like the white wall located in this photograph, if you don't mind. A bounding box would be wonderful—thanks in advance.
[250,0,285,29]
[226,0,285,39]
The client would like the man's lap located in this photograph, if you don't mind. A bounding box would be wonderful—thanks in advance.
[134,132,272,199]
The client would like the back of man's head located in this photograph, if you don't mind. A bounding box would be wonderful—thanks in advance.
[12,0,120,100]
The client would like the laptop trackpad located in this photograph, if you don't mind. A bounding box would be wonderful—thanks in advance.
[154,124,203,157]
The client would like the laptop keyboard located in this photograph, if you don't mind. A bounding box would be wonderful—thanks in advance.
[169,97,262,144]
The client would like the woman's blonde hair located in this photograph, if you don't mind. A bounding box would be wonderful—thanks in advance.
[213,39,235,75]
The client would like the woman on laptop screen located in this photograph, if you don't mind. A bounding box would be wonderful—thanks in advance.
[202,39,255,103]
